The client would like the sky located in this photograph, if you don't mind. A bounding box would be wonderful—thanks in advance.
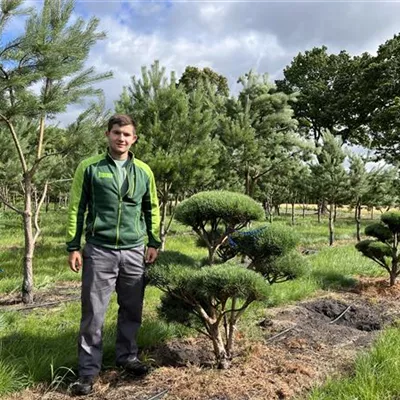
[6,0,400,126]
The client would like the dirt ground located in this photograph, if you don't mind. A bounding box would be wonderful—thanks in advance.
[3,277,400,400]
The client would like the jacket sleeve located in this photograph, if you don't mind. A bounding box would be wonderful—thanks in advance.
[142,170,161,249]
[66,162,89,252]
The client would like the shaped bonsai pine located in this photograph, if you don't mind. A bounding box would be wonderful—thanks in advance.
[174,190,264,265]
[227,225,306,284]
[356,211,400,286]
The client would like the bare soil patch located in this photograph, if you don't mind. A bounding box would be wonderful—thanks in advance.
[0,282,80,309]
[3,278,400,400]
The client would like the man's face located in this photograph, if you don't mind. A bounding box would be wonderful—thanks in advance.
[106,123,137,158]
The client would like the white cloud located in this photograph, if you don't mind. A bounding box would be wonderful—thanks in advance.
[12,0,400,128]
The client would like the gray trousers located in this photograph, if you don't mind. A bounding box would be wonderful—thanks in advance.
[78,243,146,377]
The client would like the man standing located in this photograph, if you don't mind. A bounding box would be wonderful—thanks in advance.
[66,114,160,396]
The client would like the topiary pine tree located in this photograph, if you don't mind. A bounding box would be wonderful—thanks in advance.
[175,190,264,264]
[148,191,305,369]
[356,211,400,286]
[148,255,269,369]
[226,225,306,284]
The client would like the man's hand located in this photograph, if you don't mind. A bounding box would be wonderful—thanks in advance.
[68,251,82,273]
[145,247,158,264]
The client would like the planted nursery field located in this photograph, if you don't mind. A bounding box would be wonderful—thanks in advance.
[2,209,400,400]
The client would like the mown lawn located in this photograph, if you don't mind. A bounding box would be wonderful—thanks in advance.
[0,208,392,397]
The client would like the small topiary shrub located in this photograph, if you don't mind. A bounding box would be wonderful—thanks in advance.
[148,257,269,369]
[149,192,304,369]
[224,225,306,284]
[175,191,264,264]
[356,211,400,286]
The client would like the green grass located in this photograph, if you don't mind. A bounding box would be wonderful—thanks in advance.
[307,327,400,400]
[0,208,391,396]
[0,292,187,392]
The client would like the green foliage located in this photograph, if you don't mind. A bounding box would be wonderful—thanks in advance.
[175,190,264,265]
[258,250,307,283]
[149,255,269,303]
[276,46,370,146]
[364,223,392,242]
[175,190,264,228]
[356,212,400,285]
[355,239,391,266]
[229,225,306,284]
[381,211,400,233]
[232,225,298,260]
[178,66,229,97]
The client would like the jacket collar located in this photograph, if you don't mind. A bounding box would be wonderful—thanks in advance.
[105,149,135,164]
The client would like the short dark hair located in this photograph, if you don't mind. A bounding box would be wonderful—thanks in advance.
[107,114,136,131]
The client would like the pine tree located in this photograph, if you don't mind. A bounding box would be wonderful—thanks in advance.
[0,0,111,303]
[310,132,349,245]
[115,61,219,249]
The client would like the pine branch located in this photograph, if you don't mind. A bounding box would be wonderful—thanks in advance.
[0,40,20,59]
[0,190,23,214]
[0,113,28,173]
[33,181,48,244]
[30,149,70,176]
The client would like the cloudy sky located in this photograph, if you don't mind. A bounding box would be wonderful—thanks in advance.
[8,0,400,125]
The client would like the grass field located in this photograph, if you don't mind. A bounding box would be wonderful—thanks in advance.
[0,208,393,397]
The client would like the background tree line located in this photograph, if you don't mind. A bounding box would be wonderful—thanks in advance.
[1,0,400,303]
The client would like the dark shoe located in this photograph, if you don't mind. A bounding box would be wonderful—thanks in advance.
[117,358,149,376]
[70,376,94,396]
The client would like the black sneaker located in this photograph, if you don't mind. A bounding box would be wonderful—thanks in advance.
[70,376,94,396]
[117,358,149,376]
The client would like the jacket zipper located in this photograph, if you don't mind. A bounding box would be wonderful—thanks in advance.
[115,168,122,248]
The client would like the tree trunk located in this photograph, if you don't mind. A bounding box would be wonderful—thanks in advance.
[371,207,374,220]
[285,203,288,215]
[328,202,334,246]
[22,175,34,304]
[159,184,168,251]
[245,166,250,197]
[210,323,230,369]
[333,203,337,223]
[291,201,295,225]
[208,246,216,265]
[302,198,306,219]
[317,201,321,223]
[226,298,237,358]
[355,201,361,242]
[390,234,398,286]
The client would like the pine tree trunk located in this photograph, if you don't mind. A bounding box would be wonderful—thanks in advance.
[208,247,216,265]
[333,203,337,223]
[226,297,236,358]
[245,167,251,197]
[159,182,170,251]
[317,201,321,223]
[328,202,334,246]
[210,323,229,369]
[291,201,295,225]
[22,175,34,304]
[390,234,398,286]
[355,201,361,242]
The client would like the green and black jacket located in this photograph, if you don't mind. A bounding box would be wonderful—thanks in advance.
[66,151,161,252]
